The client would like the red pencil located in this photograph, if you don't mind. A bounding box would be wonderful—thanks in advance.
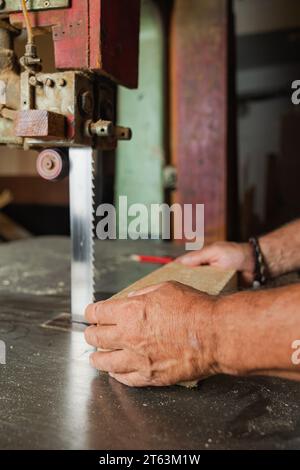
[130,254,174,265]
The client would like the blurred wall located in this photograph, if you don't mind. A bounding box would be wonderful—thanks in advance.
[235,0,300,238]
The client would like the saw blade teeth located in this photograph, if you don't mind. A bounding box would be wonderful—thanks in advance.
[90,152,96,303]
[69,147,96,321]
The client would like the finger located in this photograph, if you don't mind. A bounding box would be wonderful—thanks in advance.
[109,372,153,388]
[128,283,165,298]
[85,298,129,325]
[85,302,101,324]
[89,350,138,374]
[84,325,123,349]
[176,246,216,266]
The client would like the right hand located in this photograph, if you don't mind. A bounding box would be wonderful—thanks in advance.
[177,241,255,286]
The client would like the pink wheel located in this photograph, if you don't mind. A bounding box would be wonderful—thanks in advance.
[36,149,69,181]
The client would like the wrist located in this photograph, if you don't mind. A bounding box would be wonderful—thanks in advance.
[259,220,300,277]
[259,235,284,278]
[212,293,251,377]
[241,242,255,274]
[209,296,231,376]
[194,295,222,377]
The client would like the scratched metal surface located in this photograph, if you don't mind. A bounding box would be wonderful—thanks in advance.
[0,237,300,450]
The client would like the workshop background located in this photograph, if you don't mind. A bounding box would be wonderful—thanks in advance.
[0,0,300,244]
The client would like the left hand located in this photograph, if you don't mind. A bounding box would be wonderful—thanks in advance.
[84,281,220,387]
[177,241,255,286]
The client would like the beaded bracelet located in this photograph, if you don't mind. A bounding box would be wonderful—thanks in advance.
[248,237,268,288]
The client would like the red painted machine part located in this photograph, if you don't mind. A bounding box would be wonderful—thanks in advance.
[10,0,141,89]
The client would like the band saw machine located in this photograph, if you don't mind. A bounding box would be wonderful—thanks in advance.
[0,0,141,321]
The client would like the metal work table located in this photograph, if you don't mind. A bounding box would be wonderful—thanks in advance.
[0,237,300,450]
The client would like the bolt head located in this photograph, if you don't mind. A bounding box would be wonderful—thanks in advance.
[29,76,37,86]
[29,76,43,87]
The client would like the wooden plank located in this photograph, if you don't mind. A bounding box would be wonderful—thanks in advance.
[114,262,237,299]
[15,110,66,139]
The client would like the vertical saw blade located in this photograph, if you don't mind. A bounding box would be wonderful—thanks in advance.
[69,147,95,323]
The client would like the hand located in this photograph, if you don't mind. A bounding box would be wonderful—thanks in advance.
[84,281,219,387]
[177,241,255,286]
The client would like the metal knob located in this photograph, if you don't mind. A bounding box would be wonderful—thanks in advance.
[85,119,132,140]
